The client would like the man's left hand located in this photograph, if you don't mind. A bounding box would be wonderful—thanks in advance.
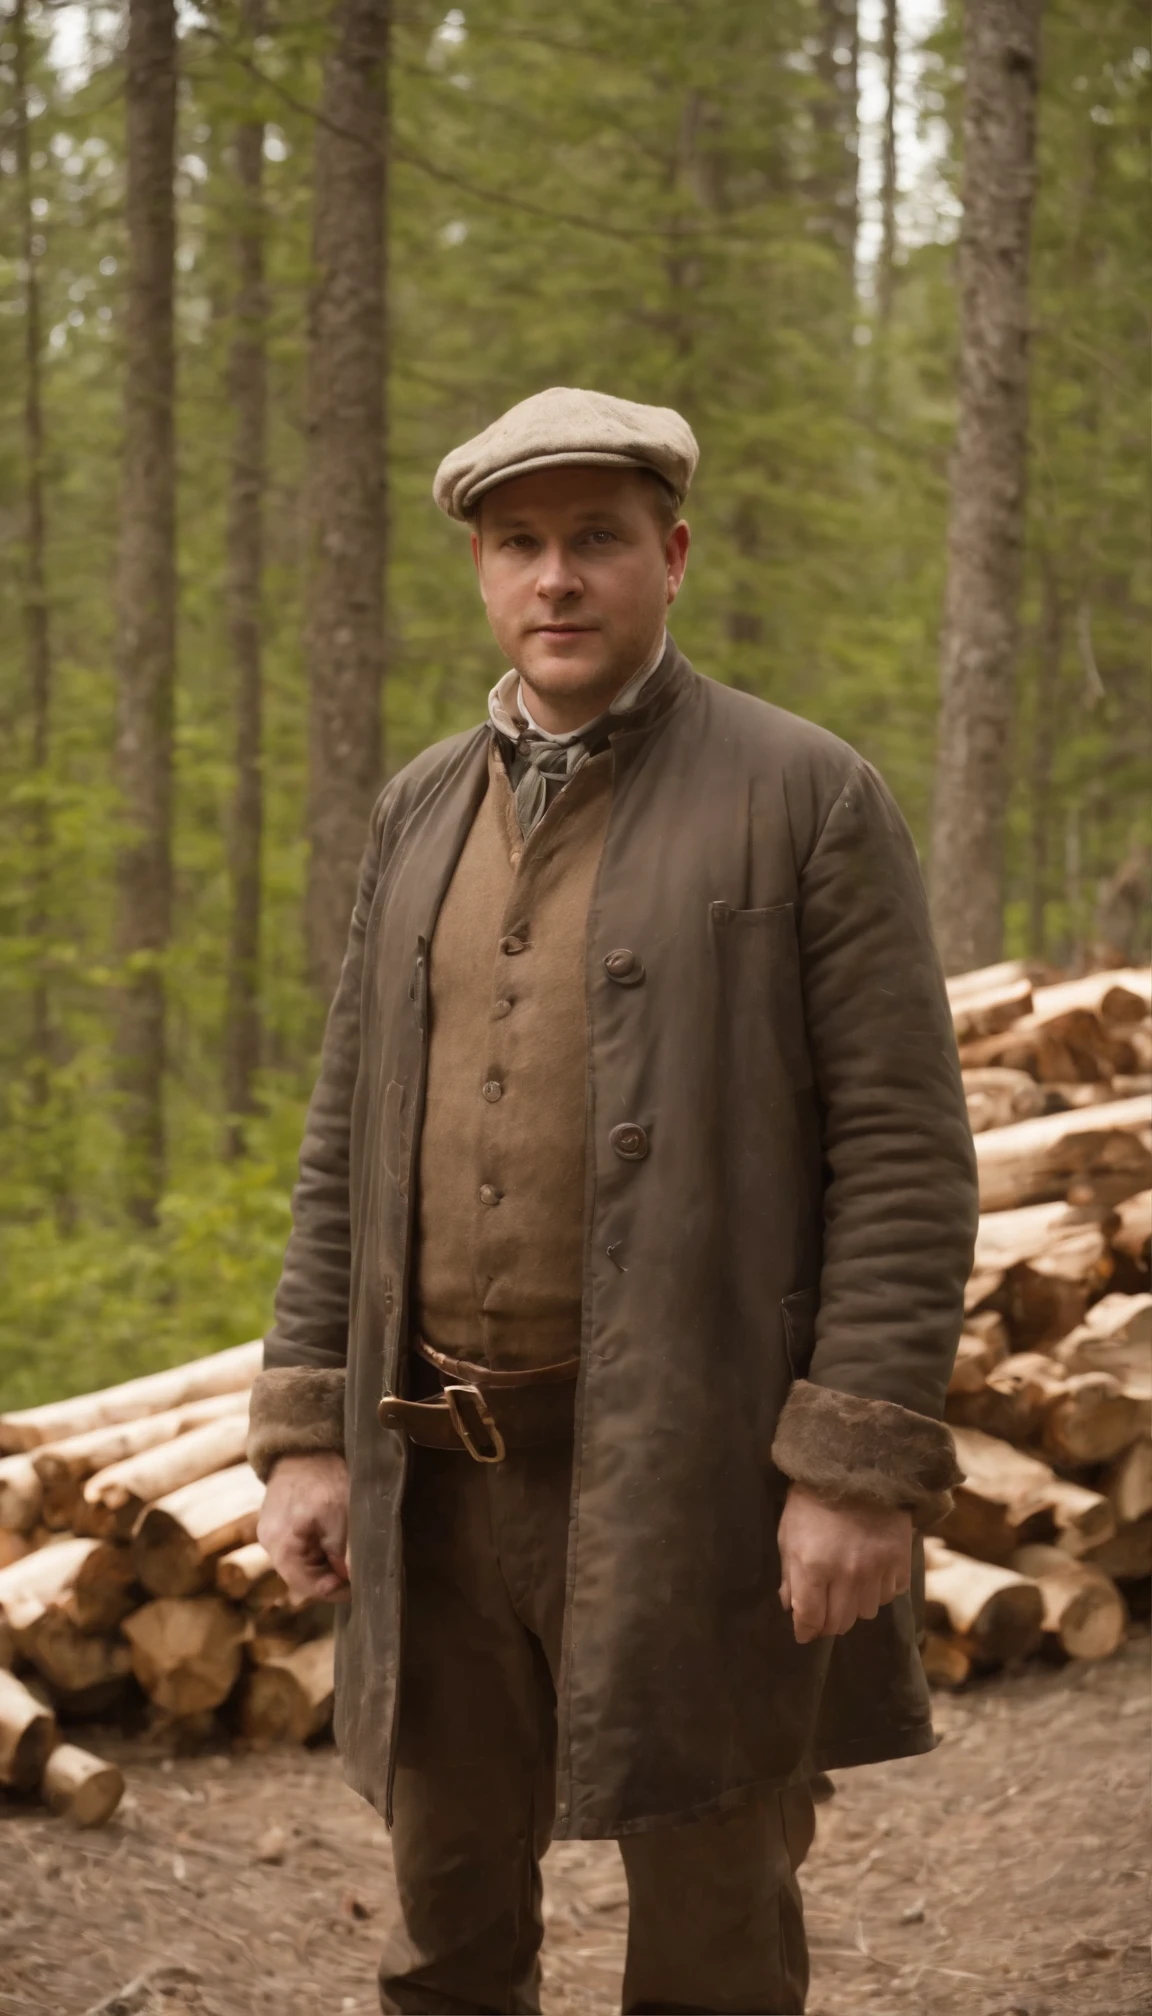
[778,1483,912,1643]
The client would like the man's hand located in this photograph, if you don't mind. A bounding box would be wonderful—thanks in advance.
[257,1452,351,1604]
[778,1482,912,1644]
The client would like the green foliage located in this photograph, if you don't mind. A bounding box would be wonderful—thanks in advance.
[0,0,1147,1404]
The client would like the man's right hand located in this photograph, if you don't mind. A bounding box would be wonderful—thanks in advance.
[257,1451,351,1603]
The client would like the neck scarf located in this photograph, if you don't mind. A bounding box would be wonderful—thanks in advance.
[489,631,668,838]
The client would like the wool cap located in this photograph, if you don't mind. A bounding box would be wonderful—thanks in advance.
[433,386,699,522]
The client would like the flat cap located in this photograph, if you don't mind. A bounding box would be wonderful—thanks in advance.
[433,385,699,522]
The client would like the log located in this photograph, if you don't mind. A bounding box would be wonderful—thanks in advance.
[0,1668,56,1789]
[1008,1544,1127,1661]
[1054,1293,1151,1396]
[82,1413,251,1541]
[1030,969,1151,1027]
[1110,1189,1151,1271]
[1040,1373,1150,1468]
[922,1539,1044,1664]
[42,1742,126,1827]
[1102,1439,1152,1527]
[0,1340,263,1454]
[946,960,1039,1002]
[122,1596,248,1717]
[133,1464,264,1598]
[0,1529,34,1572]
[15,1612,132,1701]
[919,1631,972,1689]
[963,1067,1047,1134]
[950,976,1034,1043]
[947,1352,1065,1442]
[31,1391,249,1497]
[0,1617,13,1669]
[959,1006,1112,1083]
[938,1427,1114,1562]
[215,1541,286,1609]
[973,1098,1152,1213]
[948,1334,999,1397]
[0,1453,43,1533]
[1082,1516,1152,1581]
[0,1536,137,1635]
[239,1635,335,1744]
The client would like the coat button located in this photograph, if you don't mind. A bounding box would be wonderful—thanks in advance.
[604,947,644,986]
[478,1183,502,1206]
[609,1123,649,1162]
[482,1080,503,1102]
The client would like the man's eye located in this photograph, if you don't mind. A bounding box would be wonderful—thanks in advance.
[585,530,618,545]
[503,535,534,550]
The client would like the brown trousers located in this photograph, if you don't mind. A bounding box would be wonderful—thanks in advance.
[378,1444,816,2015]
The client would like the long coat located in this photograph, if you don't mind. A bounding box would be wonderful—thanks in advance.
[266,642,978,1839]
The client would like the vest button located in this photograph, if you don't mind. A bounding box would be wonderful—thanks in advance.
[492,999,513,1020]
[609,1123,649,1162]
[482,1080,503,1103]
[509,848,523,867]
[500,933,528,956]
[478,1183,502,1206]
[604,948,644,986]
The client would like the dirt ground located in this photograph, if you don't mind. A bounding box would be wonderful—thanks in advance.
[1,1628,1148,2016]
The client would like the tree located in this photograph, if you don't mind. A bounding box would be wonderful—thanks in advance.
[222,0,268,1156]
[877,0,898,331]
[303,0,390,1001]
[113,0,178,1224]
[13,0,53,1092]
[928,0,1042,973]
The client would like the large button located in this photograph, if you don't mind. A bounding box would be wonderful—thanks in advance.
[492,999,513,1020]
[609,1123,649,1162]
[478,1183,502,1206]
[482,1080,503,1103]
[604,947,644,986]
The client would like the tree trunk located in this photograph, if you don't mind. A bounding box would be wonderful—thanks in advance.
[877,0,898,329]
[1028,553,1062,957]
[113,0,178,1224]
[304,0,390,1000]
[812,0,859,277]
[223,0,268,1156]
[928,0,1042,973]
[13,0,54,1097]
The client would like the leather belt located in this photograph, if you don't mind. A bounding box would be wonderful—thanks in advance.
[377,1340,580,1463]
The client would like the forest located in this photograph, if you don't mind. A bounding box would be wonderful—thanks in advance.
[0,0,1147,1406]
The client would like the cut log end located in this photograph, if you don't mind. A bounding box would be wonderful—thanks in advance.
[0,1669,57,1790]
[42,1742,126,1827]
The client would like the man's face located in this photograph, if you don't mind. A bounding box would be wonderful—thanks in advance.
[471,466,690,722]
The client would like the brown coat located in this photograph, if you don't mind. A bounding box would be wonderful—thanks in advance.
[250,642,978,1838]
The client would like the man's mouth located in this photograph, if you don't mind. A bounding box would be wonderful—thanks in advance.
[533,623,596,637]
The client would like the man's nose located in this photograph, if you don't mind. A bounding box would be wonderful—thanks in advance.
[534,541,582,600]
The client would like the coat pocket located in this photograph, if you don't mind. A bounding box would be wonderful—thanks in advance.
[781,1287,818,1382]
[710,901,813,1089]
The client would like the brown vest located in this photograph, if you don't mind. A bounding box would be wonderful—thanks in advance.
[415,740,613,1368]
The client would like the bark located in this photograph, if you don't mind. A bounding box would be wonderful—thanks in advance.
[223,1,268,1155]
[304,0,390,999]
[42,1743,126,1827]
[30,1391,248,1491]
[928,0,1042,972]
[0,1340,262,1453]
[81,1413,251,1539]
[877,0,898,329]
[113,0,178,1224]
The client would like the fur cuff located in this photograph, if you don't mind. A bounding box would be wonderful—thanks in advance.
[247,1366,346,1482]
[771,1380,963,1529]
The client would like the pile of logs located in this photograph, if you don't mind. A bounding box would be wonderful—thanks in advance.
[924,960,1151,1686]
[0,958,1147,1817]
[0,1342,335,1825]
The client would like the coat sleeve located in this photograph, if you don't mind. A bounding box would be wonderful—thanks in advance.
[769,758,978,1527]
[247,792,391,1482]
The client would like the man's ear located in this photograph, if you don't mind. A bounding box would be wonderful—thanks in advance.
[665,519,691,606]
[470,529,488,606]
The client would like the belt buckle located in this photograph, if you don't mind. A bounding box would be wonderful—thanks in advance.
[444,1383,507,1463]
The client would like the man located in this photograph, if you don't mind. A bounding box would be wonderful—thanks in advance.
[249,386,978,2015]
